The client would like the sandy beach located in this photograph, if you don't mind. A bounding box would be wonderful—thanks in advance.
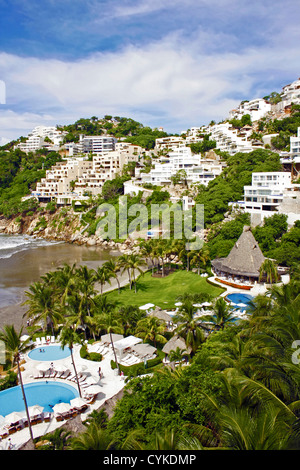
[0,238,120,331]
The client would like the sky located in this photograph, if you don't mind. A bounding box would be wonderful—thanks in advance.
[0,0,300,144]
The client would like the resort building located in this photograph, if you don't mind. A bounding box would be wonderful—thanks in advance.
[211,226,265,287]
[154,136,185,152]
[15,126,66,153]
[229,98,271,122]
[77,134,117,155]
[32,144,142,205]
[136,146,224,187]
[234,171,300,226]
[208,122,264,155]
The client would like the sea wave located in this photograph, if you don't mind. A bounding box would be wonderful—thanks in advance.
[0,234,59,259]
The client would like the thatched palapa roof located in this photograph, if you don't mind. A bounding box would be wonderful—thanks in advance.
[162,335,192,355]
[211,226,265,278]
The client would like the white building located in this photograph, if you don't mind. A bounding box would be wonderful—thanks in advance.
[281,78,300,107]
[15,126,66,153]
[208,122,263,155]
[136,146,224,187]
[32,144,142,204]
[235,171,300,226]
[78,135,117,155]
[229,98,271,122]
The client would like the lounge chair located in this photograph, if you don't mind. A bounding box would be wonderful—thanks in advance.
[41,337,46,345]
[44,369,51,378]
[50,336,55,343]
[60,370,71,379]
[35,337,42,346]
[55,415,64,422]
[49,370,57,378]
[34,372,44,379]
[44,412,52,423]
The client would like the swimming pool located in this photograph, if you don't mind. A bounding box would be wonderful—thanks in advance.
[226,293,253,311]
[0,381,78,416]
[28,345,71,361]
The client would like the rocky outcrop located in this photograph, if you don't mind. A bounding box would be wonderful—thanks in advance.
[0,208,140,254]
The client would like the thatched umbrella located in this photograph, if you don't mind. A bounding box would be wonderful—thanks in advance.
[211,226,265,278]
[162,335,192,355]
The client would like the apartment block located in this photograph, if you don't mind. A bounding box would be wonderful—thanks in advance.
[229,98,271,122]
[208,122,263,155]
[236,171,300,226]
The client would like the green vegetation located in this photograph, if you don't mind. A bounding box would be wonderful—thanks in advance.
[105,270,223,309]
[0,148,62,217]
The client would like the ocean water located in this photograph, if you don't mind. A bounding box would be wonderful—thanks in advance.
[0,233,115,315]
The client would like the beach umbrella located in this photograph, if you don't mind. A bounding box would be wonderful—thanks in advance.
[202,302,211,307]
[84,376,99,385]
[4,411,23,425]
[70,397,88,409]
[0,415,5,426]
[237,303,247,308]
[84,385,102,395]
[175,302,182,307]
[52,403,71,415]
[27,405,44,418]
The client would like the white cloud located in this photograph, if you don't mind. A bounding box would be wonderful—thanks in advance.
[1,27,300,141]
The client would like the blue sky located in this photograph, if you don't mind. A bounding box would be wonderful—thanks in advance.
[0,0,300,143]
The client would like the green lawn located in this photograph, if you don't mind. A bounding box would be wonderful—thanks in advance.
[105,270,225,309]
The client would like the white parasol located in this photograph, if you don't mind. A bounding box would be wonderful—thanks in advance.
[27,405,44,418]
[52,403,72,415]
[70,397,88,409]
[84,385,102,395]
[37,362,51,371]
[4,411,23,425]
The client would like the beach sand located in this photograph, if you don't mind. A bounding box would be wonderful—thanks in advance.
[0,241,119,331]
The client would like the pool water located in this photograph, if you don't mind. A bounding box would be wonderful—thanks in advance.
[28,345,71,361]
[226,293,253,308]
[0,381,78,416]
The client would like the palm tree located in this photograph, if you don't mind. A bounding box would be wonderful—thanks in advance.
[127,253,146,293]
[95,265,113,296]
[259,258,279,284]
[201,297,237,331]
[0,325,34,442]
[44,427,73,450]
[118,254,132,289]
[54,262,77,305]
[103,259,121,293]
[135,316,167,348]
[94,311,123,374]
[68,422,115,450]
[60,326,83,397]
[189,245,210,275]
[173,301,205,353]
[117,304,146,336]
[23,281,63,334]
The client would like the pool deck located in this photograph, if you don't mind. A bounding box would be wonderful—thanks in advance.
[0,342,125,450]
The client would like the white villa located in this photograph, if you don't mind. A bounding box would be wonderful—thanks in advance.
[136,146,225,187]
[15,126,67,153]
[31,144,142,205]
[229,98,271,122]
[208,122,264,155]
[234,171,300,227]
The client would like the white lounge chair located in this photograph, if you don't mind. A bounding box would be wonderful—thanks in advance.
[35,337,42,346]
[41,337,46,345]
[50,336,55,343]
